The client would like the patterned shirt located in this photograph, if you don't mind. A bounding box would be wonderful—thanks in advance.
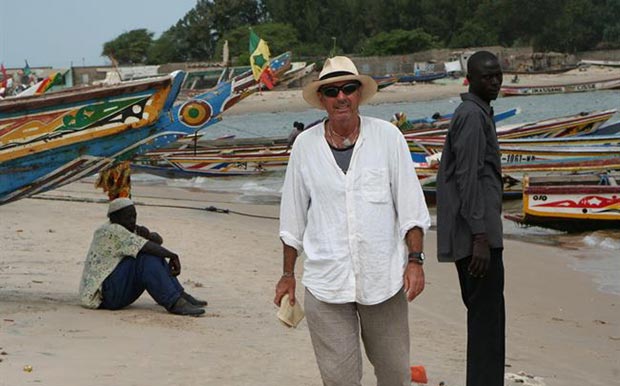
[79,222,148,308]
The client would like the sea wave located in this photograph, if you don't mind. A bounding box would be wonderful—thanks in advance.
[583,233,620,250]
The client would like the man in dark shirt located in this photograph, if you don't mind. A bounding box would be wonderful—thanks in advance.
[436,51,505,386]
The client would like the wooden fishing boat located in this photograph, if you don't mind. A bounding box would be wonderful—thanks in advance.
[372,75,399,90]
[277,62,315,88]
[504,173,620,232]
[399,108,519,129]
[413,133,620,161]
[503,65,578,75]
[578,59,620,68]
[0,52,292,204]
[595,120,620,135]
[417,156,620,203]
[408,109,617,162]
[406,108,616,141]
[134,148,290,177]
[398,72,447,83]
[500,77,620,97]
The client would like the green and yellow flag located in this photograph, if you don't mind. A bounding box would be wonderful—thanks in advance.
[249,29,271,82]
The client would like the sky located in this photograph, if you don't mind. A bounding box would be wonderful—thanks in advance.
[0,0,198,69]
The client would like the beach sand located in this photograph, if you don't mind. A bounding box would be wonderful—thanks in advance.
[2,181,618,386]
[2,67,620,385]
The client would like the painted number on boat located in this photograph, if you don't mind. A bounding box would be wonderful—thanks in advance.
[501,154,537,163]
[532,195,548,201]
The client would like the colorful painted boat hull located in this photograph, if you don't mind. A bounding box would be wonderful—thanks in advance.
[416,155,620,202]
[408,109,617,162]
[0,52,292,204]
[504,174,620,232]
[500,77,620,97]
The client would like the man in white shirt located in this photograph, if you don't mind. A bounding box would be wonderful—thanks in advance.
[274,56,431,386]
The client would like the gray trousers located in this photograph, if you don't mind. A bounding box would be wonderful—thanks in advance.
[304,288,410,386]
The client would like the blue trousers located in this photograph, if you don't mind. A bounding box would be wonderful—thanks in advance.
[100,253,183,310]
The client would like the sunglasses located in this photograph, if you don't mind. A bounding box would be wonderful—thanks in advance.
[319,82,361,98]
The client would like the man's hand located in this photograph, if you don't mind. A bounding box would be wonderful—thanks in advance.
[404,263,425,301]
[274,274,296,307]
[149,232,163,245]
[168,254,181,276]
[135,225,163,245]
[135,225,150,238]
[469,233,490,277]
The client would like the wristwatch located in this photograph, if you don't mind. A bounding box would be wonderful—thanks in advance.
[408,251,425,265]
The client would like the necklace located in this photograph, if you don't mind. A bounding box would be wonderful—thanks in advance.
[326,121,359,148]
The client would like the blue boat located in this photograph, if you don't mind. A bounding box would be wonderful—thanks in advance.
[0,52,292,205]
[398,72,447,83]
[405,107,520,126]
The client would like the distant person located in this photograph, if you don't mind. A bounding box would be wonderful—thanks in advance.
[275,56,431,385]
[287,119,322,148]
[287,121,306,147]
[436,50,505,386]
[79,198,207,317]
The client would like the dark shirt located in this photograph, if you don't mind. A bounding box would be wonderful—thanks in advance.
[436,93,503,262]
[330,144,355,173]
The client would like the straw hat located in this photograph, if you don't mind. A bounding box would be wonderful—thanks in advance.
[108,198,134,215]
[302,56,377,109]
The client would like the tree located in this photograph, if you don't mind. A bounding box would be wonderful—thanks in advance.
[449,21,498,48]
[211,0,263,33]
[361,29,439,56]
[101,29,154,64]
[599,0,620,48]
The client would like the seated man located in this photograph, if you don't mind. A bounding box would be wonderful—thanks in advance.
[79,198,207,316]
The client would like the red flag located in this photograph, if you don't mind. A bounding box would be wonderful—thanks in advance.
[0,63,7,88]
[259,68,276,90]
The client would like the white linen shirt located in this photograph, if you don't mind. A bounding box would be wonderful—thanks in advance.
[279,116,431,305]
[79,222,148,309]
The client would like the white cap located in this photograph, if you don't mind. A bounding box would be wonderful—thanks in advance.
[107,198,134,215]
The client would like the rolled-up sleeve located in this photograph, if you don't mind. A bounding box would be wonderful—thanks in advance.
[279,144,309,252]
[391,133,431,239]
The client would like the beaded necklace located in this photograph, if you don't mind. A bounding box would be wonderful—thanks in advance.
[326,120,359,148]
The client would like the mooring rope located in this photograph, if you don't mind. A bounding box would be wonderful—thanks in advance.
[30,195,279,220]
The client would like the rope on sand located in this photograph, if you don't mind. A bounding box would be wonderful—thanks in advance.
[29,195,279,220]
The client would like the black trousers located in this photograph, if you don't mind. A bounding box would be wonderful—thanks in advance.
[455,248,505,386]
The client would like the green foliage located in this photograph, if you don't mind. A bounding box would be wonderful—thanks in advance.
[449,21,498,48]
[361,29,439,56]
[102,29,154,64]
[103,0,620,65]
[599,0,620,48]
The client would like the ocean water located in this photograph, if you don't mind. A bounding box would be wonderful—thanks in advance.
[133,89,620,295]
[202,89,620,140]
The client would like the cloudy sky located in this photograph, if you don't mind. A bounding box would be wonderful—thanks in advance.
[0,0,198,68]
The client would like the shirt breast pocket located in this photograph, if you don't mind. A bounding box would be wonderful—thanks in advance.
[361,168,390,203]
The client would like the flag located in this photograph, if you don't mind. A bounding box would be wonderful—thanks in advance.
[35,72,63,94]
[24,60,31,76]
[249,29,271,83]
[259,68,275,89]
[0,63,7,88]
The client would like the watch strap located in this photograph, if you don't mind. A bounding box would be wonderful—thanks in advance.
[408,252,424,265]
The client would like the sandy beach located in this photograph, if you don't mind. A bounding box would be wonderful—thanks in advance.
[2,67,620,386]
